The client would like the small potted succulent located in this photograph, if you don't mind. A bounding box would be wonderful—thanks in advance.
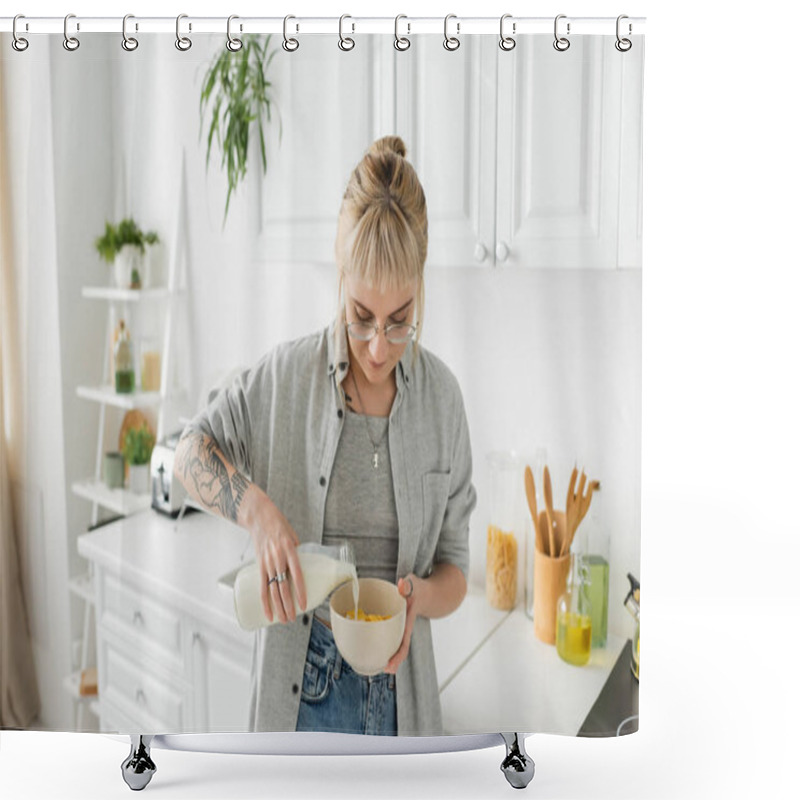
[122,424,156,495]
[94,218,160,289]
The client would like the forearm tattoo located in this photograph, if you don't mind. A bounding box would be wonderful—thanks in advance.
[177,432,250,523]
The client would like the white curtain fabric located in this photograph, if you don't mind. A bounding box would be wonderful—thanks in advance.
[1,40,71,730]
[0,52,40,729]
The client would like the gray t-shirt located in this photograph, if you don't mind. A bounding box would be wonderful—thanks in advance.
[315,410,398,625]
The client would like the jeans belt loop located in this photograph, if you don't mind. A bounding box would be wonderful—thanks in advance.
[333,648,342,680]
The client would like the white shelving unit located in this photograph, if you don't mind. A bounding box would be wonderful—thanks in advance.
[65,150,192,732]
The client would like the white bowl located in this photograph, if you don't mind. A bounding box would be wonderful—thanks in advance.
[329,578,406,676]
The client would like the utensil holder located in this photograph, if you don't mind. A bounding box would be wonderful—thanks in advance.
[533,511,571,644]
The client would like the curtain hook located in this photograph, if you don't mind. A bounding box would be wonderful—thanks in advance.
[282,15,299,52]
[226,15,243,52]
[121,14,138,51]
[553,14,570,51]
[339,14,355,51]
[443,14,460,51]
[394,14,410,51]
[63,13,80,51]
[499,14,516,51]
[12,14,29,52]
[615,14,632,52]
[176,14,192,51]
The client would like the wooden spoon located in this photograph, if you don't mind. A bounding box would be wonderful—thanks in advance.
[565,467,578,550]
[543,466,556,558]
[524,466,541,552]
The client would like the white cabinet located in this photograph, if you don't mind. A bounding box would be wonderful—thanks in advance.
[255,35,643,269]
[78,510,254,734]
[257,35,396,263]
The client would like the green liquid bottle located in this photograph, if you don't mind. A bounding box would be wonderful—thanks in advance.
[585,554,609,648]
[114,320,135,394]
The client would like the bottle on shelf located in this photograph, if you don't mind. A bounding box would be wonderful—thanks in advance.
[114,320,135,394]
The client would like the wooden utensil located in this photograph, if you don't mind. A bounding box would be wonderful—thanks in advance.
[539,511,550,557]
[543,465,557,558]
[565,467,578,548]
[576,480,601,530]
[524,465,541,553]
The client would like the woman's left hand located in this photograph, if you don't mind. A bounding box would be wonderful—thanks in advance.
[384,573,418,675]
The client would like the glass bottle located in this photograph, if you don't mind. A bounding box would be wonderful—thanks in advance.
[486,451,523,610]
[114,320,135,394]
[579,516,609,649]
[233,541,357,631]
[556,552,593,666]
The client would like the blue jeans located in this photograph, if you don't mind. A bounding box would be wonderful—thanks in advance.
[295,617,397,735]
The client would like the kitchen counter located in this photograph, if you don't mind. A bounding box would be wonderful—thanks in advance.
[78,507,633,736]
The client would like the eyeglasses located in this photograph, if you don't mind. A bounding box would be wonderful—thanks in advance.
[346,320,416,345]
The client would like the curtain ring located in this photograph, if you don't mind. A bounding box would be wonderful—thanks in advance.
[394,15,410,51]
[443,14,460,51]
[282,15,299,52]
[121,14,138,51]
[176,13,192,51]
[338,14,355,51]
[12,15,29,52]
[499,14,516,51]
[226,15,243,52]
[63,14,80,51]
[615,14,632,52]
[553,14,570,51]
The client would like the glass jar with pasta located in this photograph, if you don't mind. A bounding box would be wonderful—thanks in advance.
[486,451,524,610]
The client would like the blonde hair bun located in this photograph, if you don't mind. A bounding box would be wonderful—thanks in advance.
[368,135,407,159]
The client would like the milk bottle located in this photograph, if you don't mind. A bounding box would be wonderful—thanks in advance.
[233,542,357,631]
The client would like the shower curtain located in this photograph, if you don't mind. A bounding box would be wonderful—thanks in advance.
[0,18,644,738]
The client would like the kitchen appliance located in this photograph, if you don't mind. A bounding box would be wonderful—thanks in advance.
[150,430,188,517]
[624,573,641,681]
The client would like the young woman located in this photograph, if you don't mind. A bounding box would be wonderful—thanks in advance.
[176,136,476,736]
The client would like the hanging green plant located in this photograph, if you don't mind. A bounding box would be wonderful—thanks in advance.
[199,35,282,224]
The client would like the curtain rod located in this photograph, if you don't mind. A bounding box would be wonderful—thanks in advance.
[0,16,646,37]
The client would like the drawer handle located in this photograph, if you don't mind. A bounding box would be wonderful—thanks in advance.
[136,688,147,707]
[132,610,145,627]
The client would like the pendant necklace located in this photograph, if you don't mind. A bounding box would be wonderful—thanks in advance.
[349,367,389,470]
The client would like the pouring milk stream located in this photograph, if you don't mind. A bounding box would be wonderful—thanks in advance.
[234,542,358,631]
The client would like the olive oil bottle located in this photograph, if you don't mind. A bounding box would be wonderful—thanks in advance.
[556,552,592,666]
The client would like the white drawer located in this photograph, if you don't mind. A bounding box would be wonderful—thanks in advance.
[100,572,183,667]
[100,635,187,731]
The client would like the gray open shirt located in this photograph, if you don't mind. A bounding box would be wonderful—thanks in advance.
[185,317,476,735]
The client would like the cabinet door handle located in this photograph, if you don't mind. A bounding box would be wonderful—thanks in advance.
[496,241,510,263]
[136,688,146,706]
[474,242,488,263]
[132,610,145,627]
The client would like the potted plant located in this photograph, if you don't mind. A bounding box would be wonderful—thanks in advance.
[200,35,282,225]
[94,218,160,289]
[122,423,155,495]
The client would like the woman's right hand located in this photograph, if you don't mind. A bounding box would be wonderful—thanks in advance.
[243,489,308,624]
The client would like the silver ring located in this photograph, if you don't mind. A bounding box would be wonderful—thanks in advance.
[282,15,299,52]
[276,571,288,584]
[176,14,192,51]
[394,15,410,51]
[338,14,355,51]
[406,577,414,597]
[227,15,242,52]
[615,14,632,52]
[12,15,29,52]
[443,14,460,52]
[121,14,138,51]
[553,14,570,52]
[499,14,516,51]
[63,14,80,51]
